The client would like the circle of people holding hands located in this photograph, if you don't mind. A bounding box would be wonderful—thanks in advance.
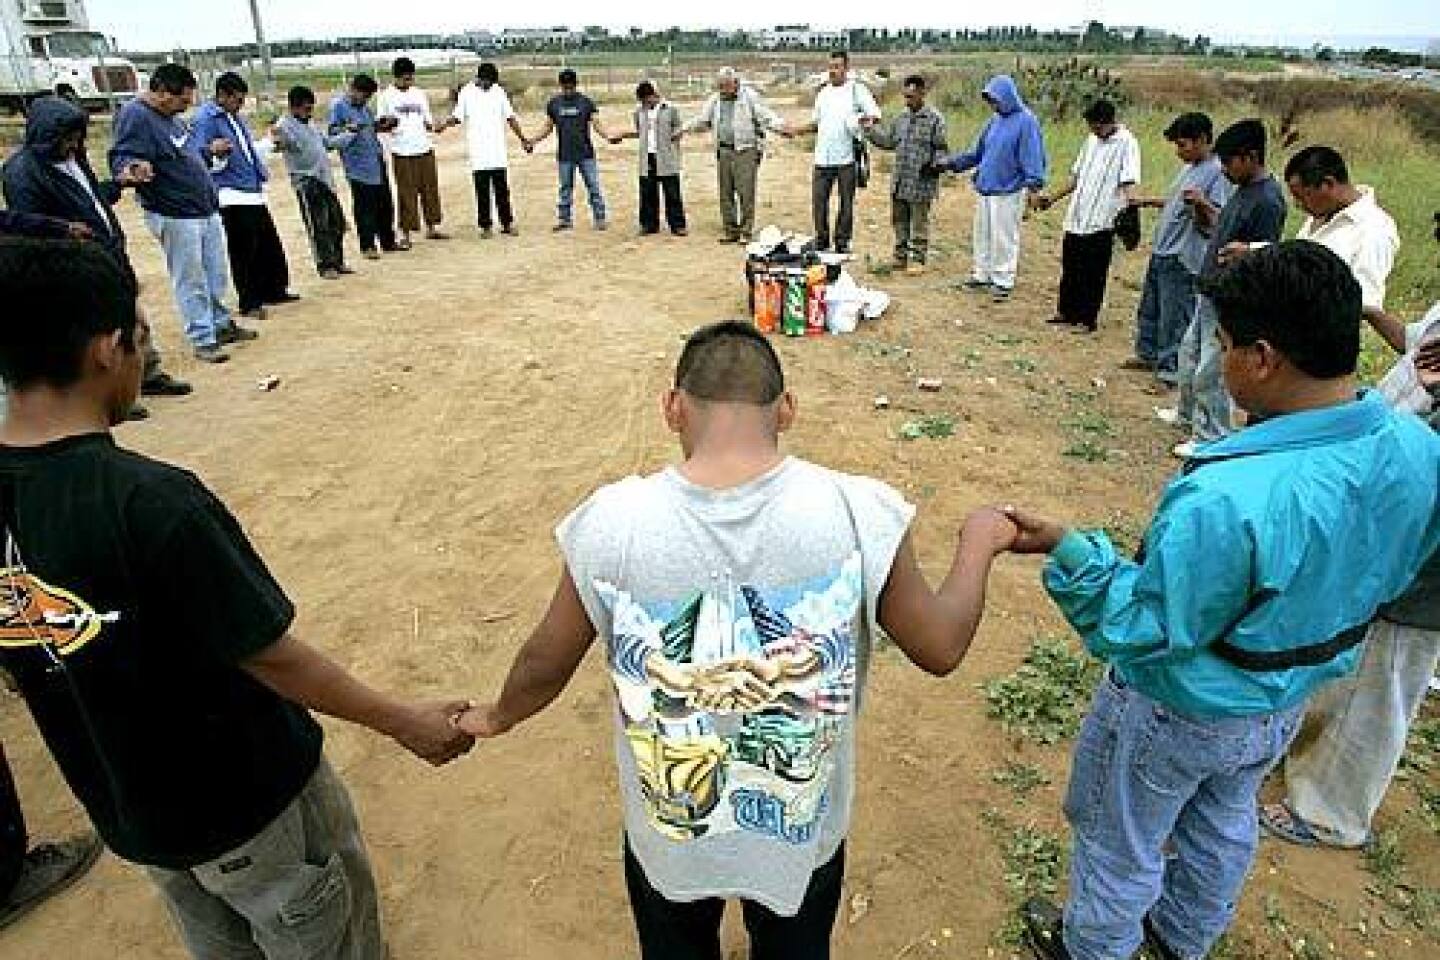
[0,43,1438,960]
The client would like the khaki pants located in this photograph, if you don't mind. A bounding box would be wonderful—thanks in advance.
[146,759,384,960]
[391,152,441,233]
[891,197,933,265]
[716,146,760,240]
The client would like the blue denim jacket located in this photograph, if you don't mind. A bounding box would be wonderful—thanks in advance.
[1044,391,1440,717]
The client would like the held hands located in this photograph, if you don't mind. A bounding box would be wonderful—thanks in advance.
[1001,506,1068,555]
[959,507,1020,555]
[521,137,535,154]
[1414,340,1440,389]
[209,137,234,158]
[391,699,477,765]
[607,136,624,146]
[117,160,153,187]
[1028,194,1053,213]
[454,702,511,739]
[66,222,94,240]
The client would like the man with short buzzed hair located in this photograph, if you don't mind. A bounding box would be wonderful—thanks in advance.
[456,320,1020,958]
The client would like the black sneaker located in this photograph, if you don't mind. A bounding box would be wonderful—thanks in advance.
[141,372,193,397]
[1020,897,1072,960]
[193,344,231,364]
[267,292,302,305]
[552,222,573,233]
[0,834,104,930]
[123,404,150,423]
[500,224,519,236]
[835,242,852,255]
[218,324,258,345]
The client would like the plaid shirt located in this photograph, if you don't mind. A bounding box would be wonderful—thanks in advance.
[867,105,949,202]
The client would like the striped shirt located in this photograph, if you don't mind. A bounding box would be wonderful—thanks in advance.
[1063,125,1141,236]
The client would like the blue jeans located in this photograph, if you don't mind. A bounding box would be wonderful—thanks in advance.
[1134,255,1197,380]
[145,211,232,349]
[1062,674,1303,960]
[557,159,606,226]
[1175,295,1233,441]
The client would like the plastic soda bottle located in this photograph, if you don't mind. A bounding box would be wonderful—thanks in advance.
[752,268,777,333]
[782,269,807,337]
[804,265,827,336]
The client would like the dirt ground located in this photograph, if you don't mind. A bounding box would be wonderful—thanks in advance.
[1,94,1436,959]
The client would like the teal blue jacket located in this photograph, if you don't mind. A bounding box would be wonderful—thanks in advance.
[1044,391,1440,718]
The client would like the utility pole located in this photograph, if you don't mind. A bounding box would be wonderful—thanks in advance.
[246,0,275,103]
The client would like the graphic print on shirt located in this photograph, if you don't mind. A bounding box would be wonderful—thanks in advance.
[599,553,861,844]
[0,568,115,655]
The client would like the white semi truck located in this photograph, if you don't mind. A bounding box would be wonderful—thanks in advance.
[1,0,140,111]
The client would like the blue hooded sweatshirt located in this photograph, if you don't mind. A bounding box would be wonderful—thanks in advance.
[187,100,268,195]
[947,75,1047,196]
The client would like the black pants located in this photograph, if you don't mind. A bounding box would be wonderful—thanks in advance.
[638,155,686,234]
[0,745,27,901]
[349,177,396,253]
[811,163,857,250]
[624,841,845,960]
[1057,230,1116,330]
[471,169,514,230]
[220,204,290,313]
[295,178,347,273]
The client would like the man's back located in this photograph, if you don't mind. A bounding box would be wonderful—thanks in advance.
[0,433,321,868]
[559,456,911,915]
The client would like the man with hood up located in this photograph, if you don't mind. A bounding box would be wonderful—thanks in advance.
[944,75,1047,303]
[3,95,191,406]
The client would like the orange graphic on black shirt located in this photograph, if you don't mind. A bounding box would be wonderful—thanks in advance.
[0,568,107,655]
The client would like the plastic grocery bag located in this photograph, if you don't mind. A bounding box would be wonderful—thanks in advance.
[825,271,865,334]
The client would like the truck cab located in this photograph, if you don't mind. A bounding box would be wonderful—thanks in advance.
[2,1,140,111]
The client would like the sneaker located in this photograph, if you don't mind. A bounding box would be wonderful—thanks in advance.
[1119,357,1156,372]
[594,220,609,232]
[1019,897,1071,960]
[140,372,193,397]
[552,222,573,232]
[218,324,258,345]
[363,249,382,260]
[718,235,741,244]
[425,228,450,240]
[1153,406,1181,426]
[479,228,493,239]
[0,834,104,930]
[320,268,341,280]
[193,344,230,364]
[239,306,267,321]
[336,266,356,276]
[1142,915,1184,960]
[991,286,1013,303]
[123,404,150,423]
[672,227,688,237]
[961,278,991,291]
[1047,313,1074,326]
[266,292,302,305]
[1172,439,1198,459]
[835,242,852,255]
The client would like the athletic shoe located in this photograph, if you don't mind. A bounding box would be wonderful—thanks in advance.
[594,220,609,231]
[193,345,230,364]
[672,227,688,237]
[141,373,192,397]
[239,306,267,321]
[961,278,991,291]
[991,286,1013,303]
[1172,439,1198,459]
[479,228,493,239]
[501,225,519,236]
[0,834,104,930]
[218,324,258,345]
[552,222,573,232]
[124,404,150,423]
[266,292,302,305]
[1019,897,1071,960]
[1153,406,1181,426]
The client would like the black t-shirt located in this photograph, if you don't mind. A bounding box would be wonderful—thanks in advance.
[0,433,321,869]
[546,92,598,163]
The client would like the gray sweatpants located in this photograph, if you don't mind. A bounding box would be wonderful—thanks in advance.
[891,197,933,264]
[146,759,384,960]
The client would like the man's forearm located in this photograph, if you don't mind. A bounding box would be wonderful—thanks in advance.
[1366,307,1408,354]
[245,635,411,737]
[493,630,590,730]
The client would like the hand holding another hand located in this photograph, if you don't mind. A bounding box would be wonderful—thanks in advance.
[453,702,512,739]
[960,507,1019,555]
[1000,506,1068,556]
[391,699,476,765]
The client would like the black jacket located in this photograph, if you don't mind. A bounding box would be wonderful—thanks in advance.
[2,97,130,266]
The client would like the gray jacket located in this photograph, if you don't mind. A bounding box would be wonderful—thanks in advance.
[634,101,684,178]
[274,114,352,190]
[684,87,783,153]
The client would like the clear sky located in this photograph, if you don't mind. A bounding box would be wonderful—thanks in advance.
[84,0,1437,53]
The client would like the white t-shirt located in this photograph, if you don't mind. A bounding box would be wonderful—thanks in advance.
[1064,126,1141,235]
[811,79,880,167]
[454,82,515,171]
[377,85,434,157]
[644,104,660,155]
